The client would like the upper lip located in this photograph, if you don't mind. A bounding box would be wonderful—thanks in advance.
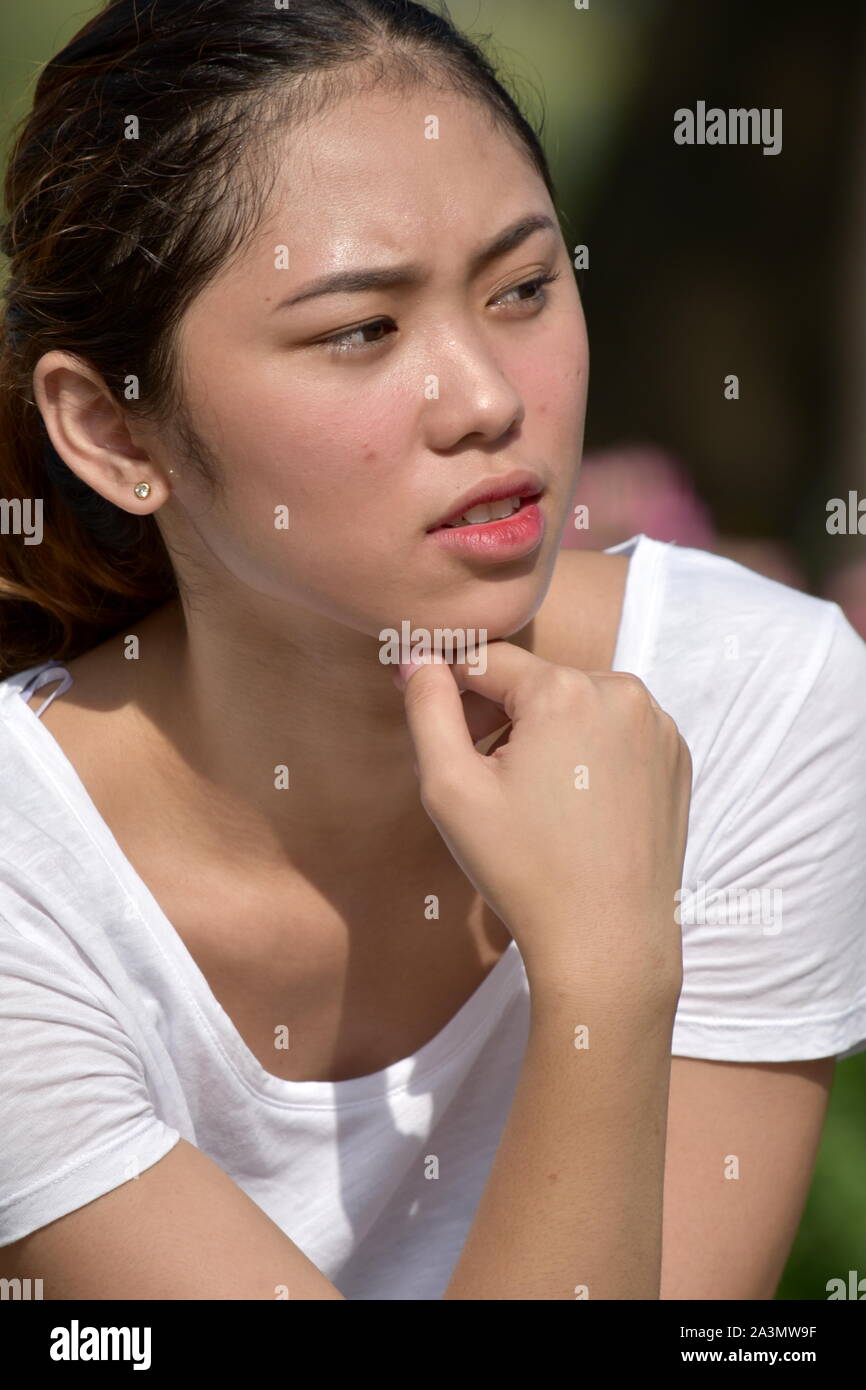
[428,470,545,531]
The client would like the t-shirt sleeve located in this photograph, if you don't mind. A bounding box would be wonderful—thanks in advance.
[0,920,181,1247]
[671,600,866,1062]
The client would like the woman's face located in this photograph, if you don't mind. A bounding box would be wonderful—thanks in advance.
[161,83,589,644]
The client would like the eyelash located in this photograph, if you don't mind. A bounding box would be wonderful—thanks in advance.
[318,270,563,356]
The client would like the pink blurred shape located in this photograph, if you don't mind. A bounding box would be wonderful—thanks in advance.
[562,445,717,551]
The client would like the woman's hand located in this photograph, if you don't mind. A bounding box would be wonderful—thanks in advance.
[394,642,692,1012]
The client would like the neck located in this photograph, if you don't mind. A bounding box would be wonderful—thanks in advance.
[128,593,516,874]
[118,548,621,876]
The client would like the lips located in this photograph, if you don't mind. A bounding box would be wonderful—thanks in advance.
[428,498,546,561]
[427,471,545,532]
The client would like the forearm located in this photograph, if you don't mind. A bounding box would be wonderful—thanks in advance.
[443,973,676,1300]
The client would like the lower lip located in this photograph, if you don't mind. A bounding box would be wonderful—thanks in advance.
[427,498,545,561]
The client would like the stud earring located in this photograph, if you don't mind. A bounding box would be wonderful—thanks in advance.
[133,482,151,500]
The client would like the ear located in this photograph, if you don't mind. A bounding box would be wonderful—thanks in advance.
[31,350,170,513]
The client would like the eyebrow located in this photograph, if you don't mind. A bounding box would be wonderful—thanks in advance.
[273,213,559,311]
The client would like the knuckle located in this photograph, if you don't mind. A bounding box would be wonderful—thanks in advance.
[677,731,694,777]
[612,671,651,701]
[607,671,656,720]
[657,709,689,760]
[657,707,680,737]
[531,664,583,711]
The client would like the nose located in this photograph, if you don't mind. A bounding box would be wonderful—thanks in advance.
[422,330,525,452]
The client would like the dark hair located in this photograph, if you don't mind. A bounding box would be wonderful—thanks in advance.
[0,0,557,676]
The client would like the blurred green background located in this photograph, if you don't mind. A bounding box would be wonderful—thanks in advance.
[1,0,864,1300]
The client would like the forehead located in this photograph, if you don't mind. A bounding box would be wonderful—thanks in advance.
[253,83,547,259]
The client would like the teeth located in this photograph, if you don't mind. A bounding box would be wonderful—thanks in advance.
[445,496,522,528]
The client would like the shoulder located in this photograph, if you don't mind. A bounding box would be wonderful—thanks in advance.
[0,604,180,831]
[652,535,837,645]
[649,541,864,750]
[537,533,850,685]
[646,545,866,1062]
[0,643,121,820]
[544,533,866,798]
[0,646,139,941]
[534,544,631,671]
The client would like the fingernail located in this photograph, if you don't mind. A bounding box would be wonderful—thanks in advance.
[393,654,432,690]
[394,660,418,691]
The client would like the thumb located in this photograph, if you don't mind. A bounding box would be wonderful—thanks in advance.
[396,657,479,784]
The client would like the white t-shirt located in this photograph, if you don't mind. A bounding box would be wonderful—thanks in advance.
[1,533,865,1300]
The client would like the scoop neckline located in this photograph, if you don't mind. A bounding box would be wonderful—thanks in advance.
[0,533,662,1109]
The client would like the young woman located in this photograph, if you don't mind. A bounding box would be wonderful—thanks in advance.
[0,0,864,1302]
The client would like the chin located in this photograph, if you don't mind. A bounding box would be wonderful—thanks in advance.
[401,569,553,644]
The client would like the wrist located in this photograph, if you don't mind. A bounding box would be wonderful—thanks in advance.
[522,947,682,1024]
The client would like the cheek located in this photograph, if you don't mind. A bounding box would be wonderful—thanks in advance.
[526,358,586,419]
[518,298,588,421]
[187,334,407,507]
[217,386,399,517]
[520,345,588,444]
[176,393,415,621]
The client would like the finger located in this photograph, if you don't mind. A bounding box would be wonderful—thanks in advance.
[450,640,557,720]
[398,658,479,783]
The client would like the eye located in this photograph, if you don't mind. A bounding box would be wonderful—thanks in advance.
[319,317,397,355]
[493,269,562,311]
[317,269,562,356]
